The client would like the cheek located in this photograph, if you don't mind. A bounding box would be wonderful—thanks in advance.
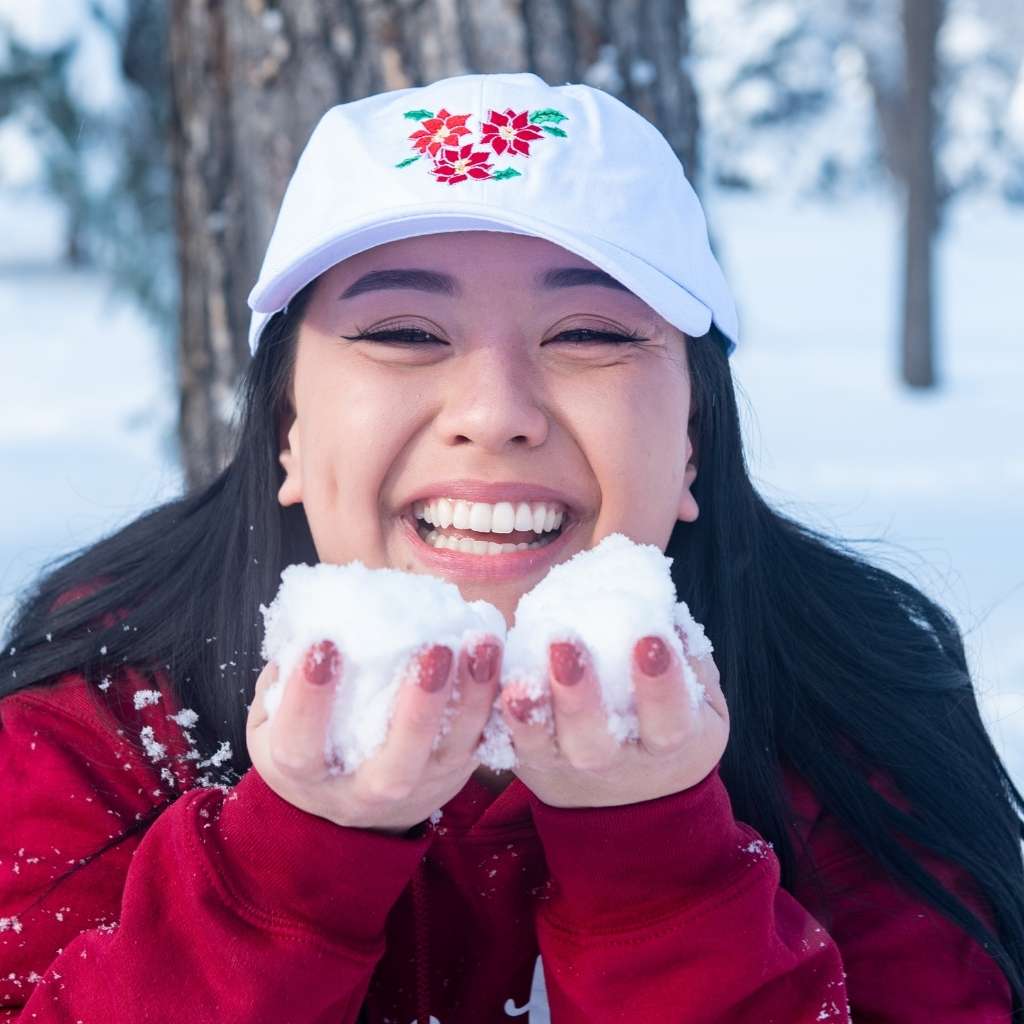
[298,372,424,558]
[575,371,689,536]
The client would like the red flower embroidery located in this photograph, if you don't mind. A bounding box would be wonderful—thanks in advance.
[480,108,545,157]
[408,108,472,159]
[430,143,493,185]
[398,104,567,184]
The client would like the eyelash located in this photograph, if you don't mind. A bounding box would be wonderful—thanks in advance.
[340,327,648,346]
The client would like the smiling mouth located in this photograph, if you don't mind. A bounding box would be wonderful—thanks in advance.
[414,518,565,554]
[409,498,569,555]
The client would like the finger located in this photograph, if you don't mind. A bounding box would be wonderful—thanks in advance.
[364,644,455,795]
[675,625,728,723]
[247,660,278,730]
[270,640,343,779]
[432,635,503,766]
[634,634,696,756]
[547,640,619,770]
[500,679,556,765]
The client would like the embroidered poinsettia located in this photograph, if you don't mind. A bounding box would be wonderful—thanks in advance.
[397,105,569,184]
[480,108,546,156]
[407,107,472,159]
[430,143,494,185]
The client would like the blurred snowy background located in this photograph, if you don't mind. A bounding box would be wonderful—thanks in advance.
[1,1,1021,785]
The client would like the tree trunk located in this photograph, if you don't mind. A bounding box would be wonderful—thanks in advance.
[900,0,943,388]
[168,0,701,490]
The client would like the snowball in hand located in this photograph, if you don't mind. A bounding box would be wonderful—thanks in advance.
[479,532,713,770]
[259,562,506,773]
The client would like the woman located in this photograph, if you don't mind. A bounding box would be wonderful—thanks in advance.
[2,72,1021,1023]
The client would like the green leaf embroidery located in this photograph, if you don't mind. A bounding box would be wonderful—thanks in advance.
[491,167,522,180]
[395,156,421,168]
[529,108,568,125]
[403,109,435,121]
[540,124,568,138]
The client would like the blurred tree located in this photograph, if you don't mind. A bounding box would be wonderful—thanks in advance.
[900,0,943,388]
[168,0,701,489]
[850,0,945,387]
[0,38,91,264]
[696,0,951,389]
[0,3,175,329]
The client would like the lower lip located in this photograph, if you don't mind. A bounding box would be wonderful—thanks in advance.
[401,515,579,581]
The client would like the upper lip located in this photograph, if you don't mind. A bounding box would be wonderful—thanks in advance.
[402,479,579,516]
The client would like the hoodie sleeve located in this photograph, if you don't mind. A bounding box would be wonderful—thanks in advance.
[784,766,1013,1022]
[526,765,851,1023]
[0,674,431,1022]
[528,763,1014,1023]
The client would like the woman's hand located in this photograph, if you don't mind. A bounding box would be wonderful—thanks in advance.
[246,636,502,835]
[501,628,729,808]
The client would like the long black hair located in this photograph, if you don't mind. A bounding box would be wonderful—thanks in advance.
[4,285,1023,1013]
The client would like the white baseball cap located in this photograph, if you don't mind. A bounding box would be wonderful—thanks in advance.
[247,71,738,356]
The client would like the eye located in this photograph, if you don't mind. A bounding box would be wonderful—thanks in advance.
[340,327,445,345]
[550,328,648,345]
[339,326,649,346]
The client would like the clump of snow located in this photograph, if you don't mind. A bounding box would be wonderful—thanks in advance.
[259,561,506,774]
[138,726,166,762]
[132,688,161,709]
[168,708,199,728]
[479,533,713,769]
[197,740,232,769]
[258,537,713,774]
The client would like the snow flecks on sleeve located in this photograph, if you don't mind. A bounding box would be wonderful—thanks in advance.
[138,726,167,763]
[167,708,199,728]
[132,689,162,710]
[197,740,232,770]
[742,837,775,860]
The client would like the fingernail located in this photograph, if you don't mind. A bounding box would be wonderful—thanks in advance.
[468,642,500,684]
[509,695,542,723]
[635,636,671,677]
[674,624,690,655]
[303,640,341,686]
[550,642,584,686]
[419,645,453,692]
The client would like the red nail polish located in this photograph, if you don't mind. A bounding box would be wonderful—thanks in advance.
[303,640,341,686]
[674,624,690,656]
[468,642,499,684]
[508,695,542,723]
[419,645,453,692]
[635,636,671,677]
[550,642,584,686]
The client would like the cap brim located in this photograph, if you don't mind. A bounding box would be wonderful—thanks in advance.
[247,205,724,354]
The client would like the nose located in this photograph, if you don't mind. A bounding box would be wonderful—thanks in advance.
[433,344,549,452]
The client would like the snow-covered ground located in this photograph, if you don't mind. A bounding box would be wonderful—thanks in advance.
[1,186,1021,789]
[0,191,181,628]
[715,189,1024,786]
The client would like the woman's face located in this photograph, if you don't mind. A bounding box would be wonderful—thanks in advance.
[278,231,699,625]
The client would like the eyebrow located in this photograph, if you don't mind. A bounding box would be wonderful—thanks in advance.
[337,266,631,300]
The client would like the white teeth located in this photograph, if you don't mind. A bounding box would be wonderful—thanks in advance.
[452,500,472,530]
[415,496,568,535]
[421,528,556,554]
[436,497,453,528]
[468,502,492,533]
[491,501,516,534]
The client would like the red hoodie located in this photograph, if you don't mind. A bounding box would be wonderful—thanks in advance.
[0,665,1012,1023]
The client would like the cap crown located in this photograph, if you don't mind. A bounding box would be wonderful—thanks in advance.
[248,72,738,356]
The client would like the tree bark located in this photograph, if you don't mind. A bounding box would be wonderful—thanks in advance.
[168,0,701,489]
[900,0,943,388]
